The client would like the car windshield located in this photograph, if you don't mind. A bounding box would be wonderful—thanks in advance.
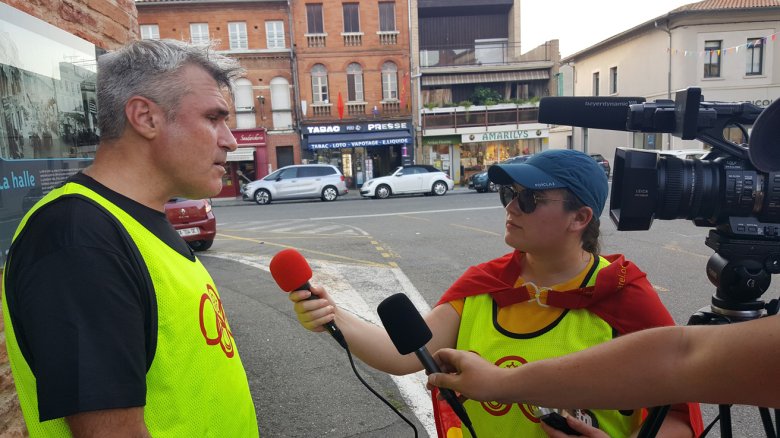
[264,169,282,181]
[388,167,403,176]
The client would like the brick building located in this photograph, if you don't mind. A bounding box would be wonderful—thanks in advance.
[136,0,299,197]
[292,0,413,186]
[0,2,137,434]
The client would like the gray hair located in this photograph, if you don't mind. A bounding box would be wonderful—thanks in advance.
[96,39,243,141]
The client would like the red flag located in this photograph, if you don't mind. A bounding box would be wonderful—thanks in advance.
[337,92,344,119]
[400,71,410,110]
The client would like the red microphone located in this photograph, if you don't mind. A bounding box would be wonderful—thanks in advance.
[270,248,348,349]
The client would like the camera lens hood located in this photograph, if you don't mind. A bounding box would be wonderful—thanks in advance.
[748,97,780,173]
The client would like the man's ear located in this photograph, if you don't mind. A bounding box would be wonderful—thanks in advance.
[125,96,161,140]
[570,206,594,232]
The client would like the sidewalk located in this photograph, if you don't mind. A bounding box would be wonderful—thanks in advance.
[211,185,474,207]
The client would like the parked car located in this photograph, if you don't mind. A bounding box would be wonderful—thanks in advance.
[468,155,532,193]
[360,165,453,199]
[242,164,348,205]
[164,198,216,251]
[589,153,611,178]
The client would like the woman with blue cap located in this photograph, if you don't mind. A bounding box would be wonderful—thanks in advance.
[289,149,702,437]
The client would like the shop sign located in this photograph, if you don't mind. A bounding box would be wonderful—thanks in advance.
[461,128,548,143]
[422,135,460,146]
[304,121,410,135]
[309,137,411,149]
[233,128,267,145]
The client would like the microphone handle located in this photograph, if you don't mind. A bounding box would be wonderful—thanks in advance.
[415,347,474,430]
[300,281,348,349]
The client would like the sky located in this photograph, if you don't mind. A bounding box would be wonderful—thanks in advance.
[521,0,696,57]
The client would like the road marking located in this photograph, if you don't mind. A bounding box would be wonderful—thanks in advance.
[215,235,390,267]
[449,223,502,236]
[310,205,503,221]
[204,252,437,438]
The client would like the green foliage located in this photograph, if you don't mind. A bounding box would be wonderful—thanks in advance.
[458,100,473,109]
[471,86,502,105]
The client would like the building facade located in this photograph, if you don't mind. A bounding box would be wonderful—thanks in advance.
[548,0,780,162]
[292,0,413,187]
[409,0,560,185]
[136,0,297,197]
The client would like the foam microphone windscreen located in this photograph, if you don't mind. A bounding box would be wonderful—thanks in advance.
[269,248,313,292]
[539,96,646,131]
[377,293,432,355]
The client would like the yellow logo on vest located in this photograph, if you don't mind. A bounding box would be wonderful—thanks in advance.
[199,284,236,358]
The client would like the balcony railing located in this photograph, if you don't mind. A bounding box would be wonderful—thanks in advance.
[420,41,553,68]
[311,103,332,117]
[342,32,363,46]
[377,31,399,45]
[382,101,401,114]
[421,104,539,132]
[347,102,366,115]
[306,33,327,48]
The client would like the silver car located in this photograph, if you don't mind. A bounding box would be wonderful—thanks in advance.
[242,164,348,205]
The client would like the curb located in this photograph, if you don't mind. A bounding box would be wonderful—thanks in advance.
[210,186,477,207]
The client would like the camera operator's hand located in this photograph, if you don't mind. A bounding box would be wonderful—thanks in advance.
[428,348,511,403]
[541,415,608,438]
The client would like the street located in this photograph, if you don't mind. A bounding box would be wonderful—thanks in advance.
[204,188,777,437]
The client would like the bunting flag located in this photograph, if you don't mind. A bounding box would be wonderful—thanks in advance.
[670,31,778,57]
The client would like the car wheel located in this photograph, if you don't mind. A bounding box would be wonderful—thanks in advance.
[253,189,271,205]
[188,239,213,251]
[488,181,499,192]
[375,184,391,199]
[432,181,448,196]
[321,186,338,202]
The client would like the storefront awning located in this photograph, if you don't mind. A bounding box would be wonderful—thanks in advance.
[422,70,549,86]
[227,148,255,162]
[307,130,412,150]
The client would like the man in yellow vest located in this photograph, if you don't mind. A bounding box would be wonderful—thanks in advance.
[2,39,259,437]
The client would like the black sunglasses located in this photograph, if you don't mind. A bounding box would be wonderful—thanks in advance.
[499,185,568,213]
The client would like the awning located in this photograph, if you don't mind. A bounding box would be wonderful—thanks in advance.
[422,70,550,86]
[307,130,412,150]
[227,148,255,162]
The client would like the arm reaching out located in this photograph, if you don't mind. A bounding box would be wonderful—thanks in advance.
[429,315,780,409]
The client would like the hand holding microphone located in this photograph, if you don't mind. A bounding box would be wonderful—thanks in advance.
[270,248,348,349]
[378,293,477,437]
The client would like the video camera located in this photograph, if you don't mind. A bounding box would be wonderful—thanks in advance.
[539,88,780,237]
[539,88,780,314]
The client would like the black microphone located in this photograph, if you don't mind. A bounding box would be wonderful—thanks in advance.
[539,96,646,131]
[377,293,475,434]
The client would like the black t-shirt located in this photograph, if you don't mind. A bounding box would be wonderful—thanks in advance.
[4,172,194,421]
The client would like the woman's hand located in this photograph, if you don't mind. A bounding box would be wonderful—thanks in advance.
[288,285,336,333]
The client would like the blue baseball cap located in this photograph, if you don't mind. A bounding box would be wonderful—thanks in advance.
[488,149,609,217]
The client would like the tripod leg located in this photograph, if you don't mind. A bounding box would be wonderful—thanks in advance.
[759,407,777,438]
[719,405,732,438]
[637,405,670,438]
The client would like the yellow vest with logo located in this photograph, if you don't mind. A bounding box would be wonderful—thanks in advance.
[2,182,259,437]
[455,256,641,438]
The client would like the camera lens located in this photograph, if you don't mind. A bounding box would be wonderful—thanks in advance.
[656,155,720,221]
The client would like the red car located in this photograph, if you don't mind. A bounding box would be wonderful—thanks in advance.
[164,198,216,251]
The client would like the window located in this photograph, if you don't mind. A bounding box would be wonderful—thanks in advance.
[347,63,364,102]
[190,23,209,44]
[379,3,396,31]
[381,61,398,100]
[233,78,254,129]
[609,67,618,94]
[704,40,721,78]
[270,77,293,129]
[746,38,764,76]
[140,24,159,40]
[228,22,248,50]
[343,4,360,33]
[592,72,599,96]
[266,21,285,49]
[306,4,324,33]
[311,64,329,103]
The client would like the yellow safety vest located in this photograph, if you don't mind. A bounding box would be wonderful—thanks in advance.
[454,256,641,438]
[2,182,259,437]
